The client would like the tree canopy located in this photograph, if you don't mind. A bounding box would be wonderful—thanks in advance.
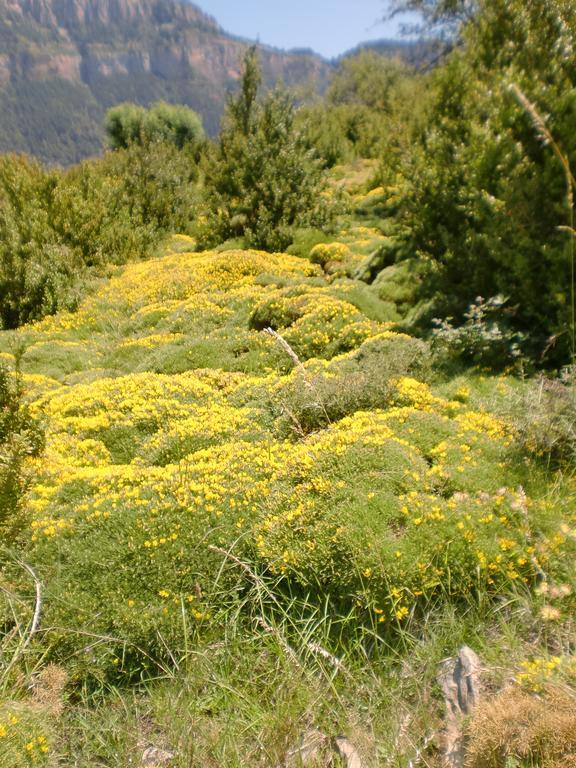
[104,101,204,150]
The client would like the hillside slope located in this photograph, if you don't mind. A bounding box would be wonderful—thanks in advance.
[0,0,331,164]
[0,230,575,764]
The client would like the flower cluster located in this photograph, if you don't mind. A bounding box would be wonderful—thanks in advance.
[0,243,572,679]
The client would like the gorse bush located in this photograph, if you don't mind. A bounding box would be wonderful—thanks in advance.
[3,242,572,685]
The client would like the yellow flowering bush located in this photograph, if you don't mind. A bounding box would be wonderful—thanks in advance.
[309,242,351,267]
[251,408,547,624]
[0,706,52,767]
[0,242,573,683]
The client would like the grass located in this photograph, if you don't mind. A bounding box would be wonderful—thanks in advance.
[0,177,574,766]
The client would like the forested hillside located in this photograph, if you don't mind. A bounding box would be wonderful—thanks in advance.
[0,1,575,766]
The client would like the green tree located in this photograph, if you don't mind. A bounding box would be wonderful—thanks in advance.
[105,101,204,150]
[0,154,82,329]
[199,48,332,252]
[386,0,478,37]
[327,51,408,112]
[298,51,427,168]
[0,139,200,328]
[394,0,576,364]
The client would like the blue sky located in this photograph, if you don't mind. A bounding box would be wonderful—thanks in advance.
[199,1,409,59]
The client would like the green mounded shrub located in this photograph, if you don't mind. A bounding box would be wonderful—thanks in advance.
[273,332,432,435]
[309,242,352,268]
[372,259,430,322]
[285,228,331,259]
[252,408,558,626]
[28,440,285,682]
[248,287,315,332]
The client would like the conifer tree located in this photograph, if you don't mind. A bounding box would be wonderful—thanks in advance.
[199,47,331,252]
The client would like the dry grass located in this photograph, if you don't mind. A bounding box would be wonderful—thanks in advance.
[30,664,68,718]
[466,684,576,768]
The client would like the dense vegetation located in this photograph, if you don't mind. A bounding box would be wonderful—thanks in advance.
[0,2,575,766]
[0,107,203,329]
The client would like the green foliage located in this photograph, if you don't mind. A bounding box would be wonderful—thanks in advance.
[298,52,428,169]
[394,0,576,364]
[0,141,199,328]
[273,332,432,435]
[0,154,84,328]
[0,701,55,768]
[105,101,204,150]
[298,102,385,167]
[431,295,527,369]
[512,370,576,469]
[199,48,332,252]
[0,365,44,544]
[386,0,477,38]
[327,52,408,112]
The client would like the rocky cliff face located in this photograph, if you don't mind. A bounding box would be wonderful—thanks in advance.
[0,0,331,163]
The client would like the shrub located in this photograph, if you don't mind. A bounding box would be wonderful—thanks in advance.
[253,410,543,621]
[198,48,333,252]
[309,242,351,268]
[431,295,527,369]
[273,332,431,435]
[0,155,85,328]
[394,0,576,364]
[511,369,576,468]
[0,140,200,328]
[0,365,44,544]
[105,101,204,150]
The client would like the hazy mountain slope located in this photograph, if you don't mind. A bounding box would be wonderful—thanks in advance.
[0,0,332,164]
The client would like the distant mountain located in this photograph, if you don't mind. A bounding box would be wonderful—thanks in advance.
[0,0,332,164]
[340,38,440,67]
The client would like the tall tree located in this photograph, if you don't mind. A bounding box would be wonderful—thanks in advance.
[394,0,576,363]
[199,48,332,252]
[386,0,478,36]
